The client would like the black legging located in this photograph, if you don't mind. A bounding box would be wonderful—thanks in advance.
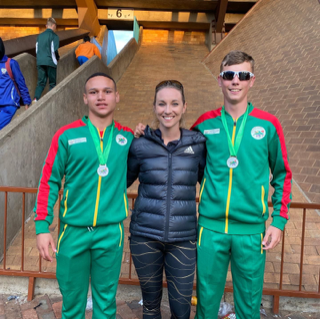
[130,235,196,319]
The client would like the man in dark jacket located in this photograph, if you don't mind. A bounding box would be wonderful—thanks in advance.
[33,17,60,103]
[0,37,31,130]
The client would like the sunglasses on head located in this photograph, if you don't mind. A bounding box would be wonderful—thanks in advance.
[220,71,254,81]
[156,80,183,89]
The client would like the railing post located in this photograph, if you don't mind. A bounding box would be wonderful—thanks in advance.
[21,192,26,271]
[299,208,306,291]
[3,191,8,270]
[279,227,285,290]
[28,277,35,301]
[273,295,280,314]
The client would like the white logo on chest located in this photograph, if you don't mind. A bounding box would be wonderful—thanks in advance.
[251,126,266,140]
[204,128,220,135]
[68,137,87,145]
[184,146,194,154]
[116,134,127,146]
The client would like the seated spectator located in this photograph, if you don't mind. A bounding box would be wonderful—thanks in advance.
[75,36,101,65]
[0,37,31,130]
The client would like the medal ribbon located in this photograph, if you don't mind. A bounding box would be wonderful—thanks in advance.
[88,119,114,166]
[221,104,250,157]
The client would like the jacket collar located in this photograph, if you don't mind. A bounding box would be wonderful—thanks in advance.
[0,55,8,63]
[143,125,205,150]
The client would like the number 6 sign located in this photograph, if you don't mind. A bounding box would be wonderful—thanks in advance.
[108,8,134,20]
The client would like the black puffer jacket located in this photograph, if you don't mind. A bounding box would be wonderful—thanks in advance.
[127,126,206,242]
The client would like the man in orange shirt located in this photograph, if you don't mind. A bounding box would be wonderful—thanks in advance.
[75,36,101,65]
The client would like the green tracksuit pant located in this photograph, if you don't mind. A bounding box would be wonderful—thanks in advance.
[195,227,266,319]
[34,65,57,100]
[56,222,124,319]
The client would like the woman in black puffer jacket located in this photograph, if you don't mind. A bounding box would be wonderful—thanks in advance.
[127,80,206,319]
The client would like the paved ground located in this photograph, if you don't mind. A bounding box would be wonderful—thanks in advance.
[0,294,319,319]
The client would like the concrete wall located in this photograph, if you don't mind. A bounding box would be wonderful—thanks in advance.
[0,27,143,258]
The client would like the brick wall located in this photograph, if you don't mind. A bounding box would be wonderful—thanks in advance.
[203,0,320,203]
[142,29,206,44]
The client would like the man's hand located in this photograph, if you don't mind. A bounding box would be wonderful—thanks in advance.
[36,233,56,262]
[134,123,146,138]
[262,225,282,250]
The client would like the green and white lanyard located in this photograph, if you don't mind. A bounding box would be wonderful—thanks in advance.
[221,105,249,169]
[88,119,114,177]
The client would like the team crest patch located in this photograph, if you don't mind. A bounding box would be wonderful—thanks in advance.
[251,126,266,140]
[1,68,7,75]
[116,134,127,146]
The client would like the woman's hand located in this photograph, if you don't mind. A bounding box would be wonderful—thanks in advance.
[134,123,146,138]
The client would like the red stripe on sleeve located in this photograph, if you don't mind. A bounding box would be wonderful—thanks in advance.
[190,108,222,130]
[114,121,134,134]
[35,119,86,221]
[251,109,292,219]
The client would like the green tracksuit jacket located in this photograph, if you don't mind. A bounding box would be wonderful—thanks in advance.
[34,116,134,234]
[36,29,59,68]
[191,103,292,235]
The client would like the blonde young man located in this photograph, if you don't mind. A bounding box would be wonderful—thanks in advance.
[191,51,292,319]
[33,17,59,103]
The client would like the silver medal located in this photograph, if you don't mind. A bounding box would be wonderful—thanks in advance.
[227,157,239,169]
[97,164,109,177]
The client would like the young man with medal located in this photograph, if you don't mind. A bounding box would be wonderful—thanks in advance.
[191,51,292,319]
[34,73,134,318]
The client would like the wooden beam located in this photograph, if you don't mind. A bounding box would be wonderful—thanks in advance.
[0,0,76,8]
[76,0,100,36]
[0,18,78,26]
[3,28,89,57]
[95,0,219,12]
[215,0,228,32]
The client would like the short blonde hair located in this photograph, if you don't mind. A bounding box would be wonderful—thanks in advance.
[47,17,57,27]
[220,50,254,73]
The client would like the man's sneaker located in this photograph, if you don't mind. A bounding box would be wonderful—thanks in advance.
[31,98,37,105]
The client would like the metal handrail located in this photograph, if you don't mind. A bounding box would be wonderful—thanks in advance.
[1,186,320,313]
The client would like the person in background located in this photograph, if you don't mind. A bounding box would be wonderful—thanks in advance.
[75,35,101,66]
[127,80,206,319]
[0,37,31,130]
[33,17,59,104]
